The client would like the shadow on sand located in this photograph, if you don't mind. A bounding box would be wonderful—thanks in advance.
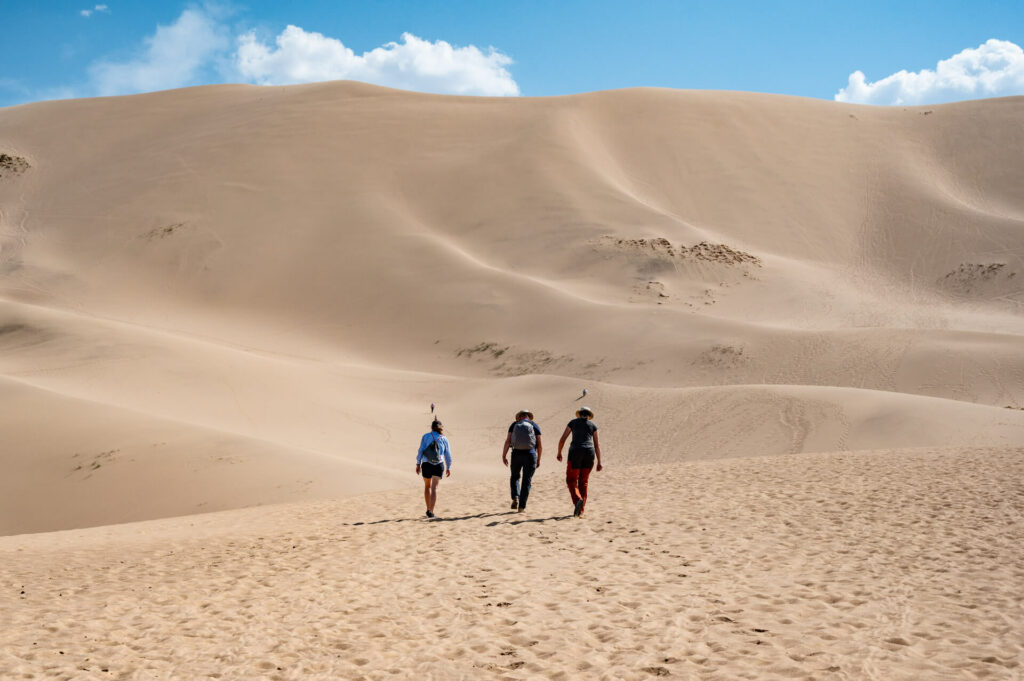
[346,511,574,526]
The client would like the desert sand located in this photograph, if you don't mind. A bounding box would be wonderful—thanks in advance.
[1,83,1022,679]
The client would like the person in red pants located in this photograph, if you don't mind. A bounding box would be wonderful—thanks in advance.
[556,406,603,517]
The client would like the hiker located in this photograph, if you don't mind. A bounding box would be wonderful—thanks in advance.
[502,409,542,512]
[556,406,602,517]
[416,419,452,518]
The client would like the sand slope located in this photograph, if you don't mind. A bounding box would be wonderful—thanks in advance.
[1,84,1024,534]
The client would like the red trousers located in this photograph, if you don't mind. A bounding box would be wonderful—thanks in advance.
[565,464,593,512]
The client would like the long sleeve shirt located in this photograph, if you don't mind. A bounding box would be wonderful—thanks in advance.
[417,432,453,470]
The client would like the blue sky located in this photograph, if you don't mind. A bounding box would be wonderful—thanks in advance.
[2,1,1023,107]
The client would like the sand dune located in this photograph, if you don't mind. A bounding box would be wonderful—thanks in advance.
[1,83,1023,677]
[3,84,1024,531]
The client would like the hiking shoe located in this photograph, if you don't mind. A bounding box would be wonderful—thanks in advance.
[510,498,518,510]
[574,499,584,517]
[426,510,434,518]
[517,507,525,513]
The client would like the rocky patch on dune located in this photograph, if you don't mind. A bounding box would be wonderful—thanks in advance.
[456,341,580,377]
[598,236,762,267]
[938,262,1019,299]
[598,236,762,307]
[633,280,670,303]
[0,153,30,180]
[695,344,748,369]
[142,222,186,241]
[456,342,509,360]
[679,241,762,266]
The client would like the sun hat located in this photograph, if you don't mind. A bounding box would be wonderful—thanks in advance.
[576,406,594,419]
[515,409,534,420]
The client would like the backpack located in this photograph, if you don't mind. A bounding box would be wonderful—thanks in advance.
[423,434,444,464]
[510,421,536,450]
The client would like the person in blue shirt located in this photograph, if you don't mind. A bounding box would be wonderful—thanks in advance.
[416,420,452,518]
[502,409,542,512]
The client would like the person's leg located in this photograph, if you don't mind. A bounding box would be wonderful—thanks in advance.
[518,454,537,509]
[509,451,523,503]
[565,464,581,504]
[577,466,593,515]
[422,476,432,511]
[428,476,440,512]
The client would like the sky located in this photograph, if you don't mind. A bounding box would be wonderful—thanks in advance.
[1,1,1023,108]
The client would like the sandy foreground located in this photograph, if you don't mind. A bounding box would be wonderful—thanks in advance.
[2,446,1021,681]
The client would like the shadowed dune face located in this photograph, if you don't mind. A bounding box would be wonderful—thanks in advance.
[1,83,1023,533]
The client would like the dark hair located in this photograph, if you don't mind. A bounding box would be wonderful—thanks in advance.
[431,420,444,433]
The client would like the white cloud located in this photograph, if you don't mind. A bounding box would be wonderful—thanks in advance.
[835,39,1024,105]
[235,27,520,96]
[80,4,110,18]
[44,8,518,103]
[87,7,229,96]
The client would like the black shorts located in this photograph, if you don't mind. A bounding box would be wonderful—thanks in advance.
[421,462,444,478]
[568,447,595,470]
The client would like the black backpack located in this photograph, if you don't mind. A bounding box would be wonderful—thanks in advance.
[423,434,444,464]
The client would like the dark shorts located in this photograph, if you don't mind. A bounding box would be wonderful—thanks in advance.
[568,447,595,470]
[421,462,444,478]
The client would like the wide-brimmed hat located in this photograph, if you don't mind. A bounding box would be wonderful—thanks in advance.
[515,409,534,420]
[576,406,594,419]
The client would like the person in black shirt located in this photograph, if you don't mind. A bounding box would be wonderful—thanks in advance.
[556,406,603,517]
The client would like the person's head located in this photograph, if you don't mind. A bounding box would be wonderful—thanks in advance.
[515,409,534,421]
[431,420,444,434]
[576,406,594,420]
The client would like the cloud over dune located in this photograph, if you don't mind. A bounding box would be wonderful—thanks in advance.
[236,27,519,96]
[88,8,228,96]
[73,7,518,99]
[835,39,1024,105]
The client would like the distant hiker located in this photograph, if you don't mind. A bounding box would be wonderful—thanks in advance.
[556,406,602,518]
[430,402,435,414]
[582,388,588,398]
[417,419,452,518]
[502,409,542,512]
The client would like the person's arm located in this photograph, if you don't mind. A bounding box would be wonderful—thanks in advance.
[557,426,570,461]
[416,435,424,474]
[593,431,602,471]
[535,434,543,467]
[444,437,453,477]
[502,432,512,466]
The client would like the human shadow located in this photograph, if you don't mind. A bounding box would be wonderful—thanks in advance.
[486,514,573,526]
[348,511,514,526]
[431,511,516,523]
